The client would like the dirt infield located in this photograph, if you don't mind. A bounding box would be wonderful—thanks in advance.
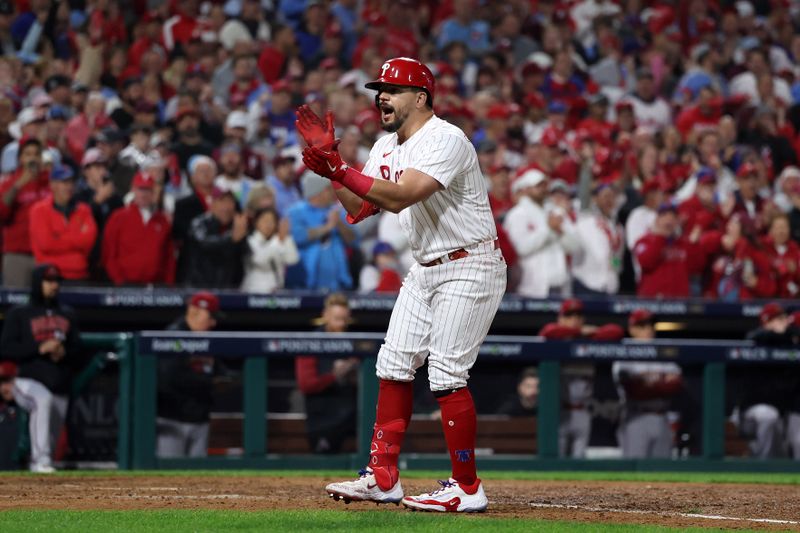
[1,474,799,530]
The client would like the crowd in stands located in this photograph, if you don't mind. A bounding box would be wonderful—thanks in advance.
[1,0,800,299]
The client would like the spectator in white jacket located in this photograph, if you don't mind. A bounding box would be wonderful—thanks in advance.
[504,169,580,297]
[241,208,300,293]
[572,183,625,295]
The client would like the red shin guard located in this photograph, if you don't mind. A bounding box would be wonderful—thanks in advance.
[369,419,405,490]
[370,379,413,490]
[436,387,478,491]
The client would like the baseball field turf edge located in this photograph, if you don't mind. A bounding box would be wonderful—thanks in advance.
[0,510,762,533]
[1,470,798,484]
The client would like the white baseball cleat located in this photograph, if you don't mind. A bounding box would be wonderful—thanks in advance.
[325,468,404,505]
[402,478,488,512]
[30,463,56,474]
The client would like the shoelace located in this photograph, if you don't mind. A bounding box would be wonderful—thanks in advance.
[357,468,370,479]
[430,479,456,496]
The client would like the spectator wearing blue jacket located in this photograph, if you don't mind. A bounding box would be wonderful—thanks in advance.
[288,172,356,290]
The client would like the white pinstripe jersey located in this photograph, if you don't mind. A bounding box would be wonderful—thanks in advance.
[362,115,497,264]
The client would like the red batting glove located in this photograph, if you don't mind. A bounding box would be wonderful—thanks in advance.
[302,145,348,182]
[295,104,336,150]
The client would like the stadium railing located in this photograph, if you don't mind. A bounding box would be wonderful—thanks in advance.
[122,331,800,472]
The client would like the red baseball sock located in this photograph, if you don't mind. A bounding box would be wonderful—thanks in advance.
[436,387,478,492]
[370,379,413,490]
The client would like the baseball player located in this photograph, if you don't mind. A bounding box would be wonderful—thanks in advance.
[296,57,506,512]
[0,360,65,472]
[612,309,683,458]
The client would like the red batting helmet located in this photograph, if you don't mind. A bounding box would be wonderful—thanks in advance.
[365,57,436,102]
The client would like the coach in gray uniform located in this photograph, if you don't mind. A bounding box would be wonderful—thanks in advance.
[156,291,221,458]
[612,309,682,458]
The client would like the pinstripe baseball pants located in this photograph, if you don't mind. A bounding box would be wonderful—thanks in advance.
[376,248,506,391]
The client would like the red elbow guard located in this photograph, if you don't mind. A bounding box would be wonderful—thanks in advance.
[346,200,380,224]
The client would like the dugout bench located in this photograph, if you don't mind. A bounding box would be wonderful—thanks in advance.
[117,331,800,473]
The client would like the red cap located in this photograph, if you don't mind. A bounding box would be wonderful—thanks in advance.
[487,103,510,120]
[190,291,220,314]
[366,11,388,26]
[760,302,786,324]
[42,264,61,281]
[525,92,546,109]
[132,171,156,190]
[641,179,661,196]
[272,80,291,93]
[324,23,342,39]
[540,128,561,147]
[615,100,634,112]
[0,361,17,380]
[737,162,758,178]
[629,308,654,327]
[175,106,201,122]
[560,298,584,315]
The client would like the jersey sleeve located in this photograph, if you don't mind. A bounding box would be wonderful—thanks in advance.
[407,132,470,188]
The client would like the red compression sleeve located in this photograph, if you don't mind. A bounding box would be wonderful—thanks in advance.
[341,166,374,197]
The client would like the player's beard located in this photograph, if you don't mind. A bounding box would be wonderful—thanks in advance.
[380,104,407,133]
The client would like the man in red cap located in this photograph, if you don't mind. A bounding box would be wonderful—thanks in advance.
[729,162,765,230]
[0,136,51,287]
[634,203,703,298]
[539,298,624,458]
[102,172,175,285]
[156,291,222,458]
[612,309,683,458]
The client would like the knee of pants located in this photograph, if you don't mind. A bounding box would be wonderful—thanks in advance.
[426,357,468,392]
[375,345,425,383]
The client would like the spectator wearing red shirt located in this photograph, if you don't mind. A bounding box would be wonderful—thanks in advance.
[487,164,513,220]
[634,203,703,298]
[762,214,800,299]
[162,0,200,52]
[678,168,722,233]
[228,55,263,108]
[294,293,359,453]
[730,162,766,231]
[257,25,297,84]
[29,165,97,281]
[0,137,51,287]
[700,214,776,300]
[540,50,589,114]
[102,172,175,286]
[675,86,723,139]
[575,93,613,147]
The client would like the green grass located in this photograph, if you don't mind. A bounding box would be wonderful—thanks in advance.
[2,469,798,485]
[0,510,762,533]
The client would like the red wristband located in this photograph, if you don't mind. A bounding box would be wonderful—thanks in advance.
[341,167,374,197]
